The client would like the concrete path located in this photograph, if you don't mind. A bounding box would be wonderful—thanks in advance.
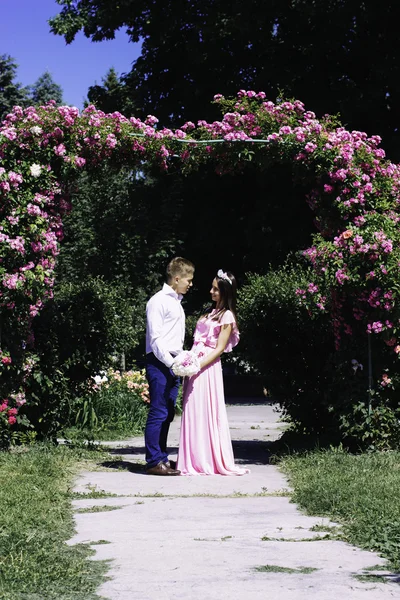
[68,402,399,599]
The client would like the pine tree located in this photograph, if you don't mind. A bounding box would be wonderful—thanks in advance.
[0,54,29,121]
[86,67,135,115]
[29,71,64,105]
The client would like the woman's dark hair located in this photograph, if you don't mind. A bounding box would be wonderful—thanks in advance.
[212,271,238,324]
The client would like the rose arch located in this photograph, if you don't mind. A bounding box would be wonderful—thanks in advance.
[1,90,400,437]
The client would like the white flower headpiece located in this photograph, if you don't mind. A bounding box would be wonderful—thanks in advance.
[217,269,232,285]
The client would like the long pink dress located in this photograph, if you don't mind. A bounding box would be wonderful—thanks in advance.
[177,309,250,476]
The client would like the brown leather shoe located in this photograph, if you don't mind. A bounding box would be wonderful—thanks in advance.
[165,459,177,470]
[146,461,180,476]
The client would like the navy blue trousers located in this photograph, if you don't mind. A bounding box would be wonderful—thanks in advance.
[144,353,180,468]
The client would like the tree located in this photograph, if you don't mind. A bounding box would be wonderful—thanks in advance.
[50,0,400,159]
[29,71,64,106]
[86,67,135,115]
[57,165,182,290]
[56,163,184,362]
[0,54,29,121]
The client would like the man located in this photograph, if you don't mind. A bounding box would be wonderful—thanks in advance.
[144,257,194,475]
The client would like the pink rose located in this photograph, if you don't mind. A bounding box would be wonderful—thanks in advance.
[54,144,66,156]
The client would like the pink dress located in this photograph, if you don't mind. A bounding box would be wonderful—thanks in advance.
[177,309,250,476]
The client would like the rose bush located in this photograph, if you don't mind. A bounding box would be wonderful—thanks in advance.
[2,91,400,445]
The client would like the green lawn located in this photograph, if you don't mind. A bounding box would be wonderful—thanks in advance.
[0,445,108,600]
[281,448,400,570]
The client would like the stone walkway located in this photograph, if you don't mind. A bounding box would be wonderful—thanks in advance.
[68,402,399,599]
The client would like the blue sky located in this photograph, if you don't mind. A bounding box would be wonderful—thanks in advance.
[1,0,141,109]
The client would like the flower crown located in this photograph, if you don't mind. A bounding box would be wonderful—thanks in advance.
[217,269,232,285]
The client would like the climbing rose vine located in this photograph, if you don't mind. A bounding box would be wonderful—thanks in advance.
[1,91,400,440]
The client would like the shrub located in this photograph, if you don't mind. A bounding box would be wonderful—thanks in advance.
[23,277,144,440]
[237,263,333,430]
[237,263,400,448]
[70,367,149,439]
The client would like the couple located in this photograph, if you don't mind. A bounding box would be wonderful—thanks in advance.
[144,257,249,476]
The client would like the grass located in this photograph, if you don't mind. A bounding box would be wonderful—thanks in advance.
[281,448,400,570]
[90,540,111,545]
[62,425,140,442]
[261,534,333,542]
[364,563,389,571]
[0,444,110,600]
[254,565,318,574]
[310,523,340,533]
[353,573,388,584]
[75,505,124,514]
[70,487,121,499]
[122,490,290,498]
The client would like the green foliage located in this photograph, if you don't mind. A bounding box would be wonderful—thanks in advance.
[1,58,64,121]
[237,263,334,430]
[0,445,108,599]
[70,368,149,440]
[86,67,136,115]
[172,165,314,304]
[57,165,181,291]
[54,163,185,368]
[50,0,400,158]
[0,54,29,121]
[282,448,400,570]
[29,71,64,105]
[26,277,142,439]
[338,393,400,451]
[237,264,400,448]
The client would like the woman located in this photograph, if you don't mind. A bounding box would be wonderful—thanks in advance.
[177,270,250,475]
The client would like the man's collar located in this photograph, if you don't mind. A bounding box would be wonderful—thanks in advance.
[162,283,183,301]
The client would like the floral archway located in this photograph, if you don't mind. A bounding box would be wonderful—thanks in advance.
[1,90,400,436]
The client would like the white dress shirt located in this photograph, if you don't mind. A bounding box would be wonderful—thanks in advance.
[145,283,185,368]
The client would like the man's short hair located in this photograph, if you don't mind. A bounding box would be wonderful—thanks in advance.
[166,257,195,281]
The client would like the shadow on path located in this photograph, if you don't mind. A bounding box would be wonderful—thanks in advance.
[231,440,271,465]
[99,459,147,474]
[99,438,273,471]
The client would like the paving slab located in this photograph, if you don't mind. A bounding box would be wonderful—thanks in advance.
[68,402,399,599]
[73,463,289,497]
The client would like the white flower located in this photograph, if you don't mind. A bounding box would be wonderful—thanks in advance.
[171,351,200,377]
[93,373,108,384]
[30,164,42,178]
[30,126,43,135]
